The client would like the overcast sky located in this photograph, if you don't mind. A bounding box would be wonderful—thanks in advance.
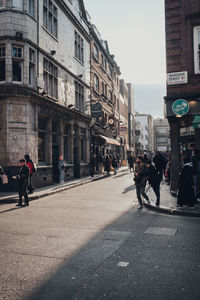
[84,0,166,117]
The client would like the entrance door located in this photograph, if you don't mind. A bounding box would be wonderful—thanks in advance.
[74,146,80,178]
[52,145,59,183]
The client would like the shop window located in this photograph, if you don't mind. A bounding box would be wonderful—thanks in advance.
[75,81,84,111]
[38,119,46,162]
[43,0,57,38]
[75,31,84,64]
[0,46,5,81]
[43,58,58,99]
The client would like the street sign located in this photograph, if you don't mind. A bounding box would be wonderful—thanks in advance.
[167,71,188,85]
[193,116,200,130]
[91,103,102,118]
[172,99,190,116]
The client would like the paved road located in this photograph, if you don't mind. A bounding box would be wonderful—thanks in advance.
[0,172,200,300]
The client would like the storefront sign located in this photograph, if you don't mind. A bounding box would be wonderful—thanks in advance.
[180,126,195,137]
[167,71,188,85]
[172,99,190,116]
[91,103,102,118]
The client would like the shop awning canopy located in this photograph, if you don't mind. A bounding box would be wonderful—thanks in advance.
[98,135,121,146]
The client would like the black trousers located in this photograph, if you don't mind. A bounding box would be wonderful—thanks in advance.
[152,184,160,205]
[136,183,149,205]
[18,189,29,205]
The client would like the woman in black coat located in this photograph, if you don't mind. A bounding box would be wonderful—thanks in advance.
[177,158,195,208]
[105,155,111,175]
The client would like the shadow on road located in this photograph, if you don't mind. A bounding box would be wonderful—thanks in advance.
[122,184,136,194]
[0,207,21,214]
[113,173,129,179]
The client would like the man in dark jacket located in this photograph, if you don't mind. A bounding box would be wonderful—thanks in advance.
[177,157,195,208]
[153,151,165,181]
[134,156,150,209]
[13,159,30,207]
[145,160,161,206]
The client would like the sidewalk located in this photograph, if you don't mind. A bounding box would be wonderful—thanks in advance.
[0,166,128,204]
[144,183,200,217]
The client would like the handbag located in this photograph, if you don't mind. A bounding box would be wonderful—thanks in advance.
[2,174,8,184]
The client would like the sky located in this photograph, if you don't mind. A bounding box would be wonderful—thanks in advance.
[84,0,166,117]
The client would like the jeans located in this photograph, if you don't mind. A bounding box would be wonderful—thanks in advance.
[152,184,160,204]
[136,183,149,206]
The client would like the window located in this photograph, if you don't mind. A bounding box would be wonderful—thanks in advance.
[29,0,34,17]
[75,31,84,64]
[102,82,105,95]
[80,128,86,162]
[12,46,23,82]
[29,49,35,85]
[43,0,58,38]
[43,58,58,98]
[94,44,99,61]
[109,90,113,102]
[156,128,167,134]
[75,81,84,111]
[38,119,46,162]
[0,0,6,8]
[0,46,5,81]
[94,74,99,91]
[108,65,112,78]
[194,26,200,74]
[105,84,107,97]
[64,125,70,162]
[12,0,22,9]
[157,137,167,143]
[52,122,58,145]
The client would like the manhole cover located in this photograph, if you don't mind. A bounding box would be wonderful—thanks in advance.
[144,227,177,236]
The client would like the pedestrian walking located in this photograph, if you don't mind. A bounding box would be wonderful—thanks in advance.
[90,154,96,179]
[0,166,8,185]
[13,159,30,207]
[128,154,134,172]
[153,151,165,181]
[192,150,200,201]
[105,154,111,175]
[134,156,150,209]
[24,154,36,194]
[145,160,161,207]
[177,157,195,208]
[58,156,66,183]
[112,154,118,175]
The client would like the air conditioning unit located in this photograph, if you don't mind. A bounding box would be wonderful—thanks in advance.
[37,78,44,90]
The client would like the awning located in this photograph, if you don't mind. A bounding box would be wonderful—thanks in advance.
[98,135,121,146]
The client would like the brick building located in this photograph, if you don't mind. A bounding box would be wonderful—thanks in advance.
[165,0,200,192]
[0,0,91,190]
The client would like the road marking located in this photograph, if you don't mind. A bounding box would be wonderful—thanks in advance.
[117,262,129,268]
[144,227,177,236]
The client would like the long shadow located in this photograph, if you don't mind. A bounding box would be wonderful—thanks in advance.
[0,207,22,214]
[113,173,129,179]
[122,184,136,194]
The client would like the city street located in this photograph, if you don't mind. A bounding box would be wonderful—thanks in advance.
[0,172,200,300]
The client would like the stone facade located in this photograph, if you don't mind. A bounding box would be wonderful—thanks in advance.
[153,118,170,153]
[0,0,91,190]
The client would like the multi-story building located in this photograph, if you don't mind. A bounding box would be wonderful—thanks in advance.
[90,24,121,159]
[135,114,154,156]
[153,118,170,153]
[127,83,135,154]
[0,0,91,190]
[165,0,200,191]
[135,121,144,155]
[119,79,129,162]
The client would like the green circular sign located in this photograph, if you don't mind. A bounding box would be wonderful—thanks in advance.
[172,99,190,116]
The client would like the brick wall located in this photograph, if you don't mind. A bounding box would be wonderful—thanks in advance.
[165,0,200,97]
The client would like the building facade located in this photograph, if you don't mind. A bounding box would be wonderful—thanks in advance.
[165,0,200,192]
[135,114,154,156]
[153,118,170,153]
[135,121,144,155]
[0,0,91,190]
[127,83,135,154]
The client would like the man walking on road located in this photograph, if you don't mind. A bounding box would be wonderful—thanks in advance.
[145,160,161,207]
[13,159,30,207]
[134,156,150,209]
